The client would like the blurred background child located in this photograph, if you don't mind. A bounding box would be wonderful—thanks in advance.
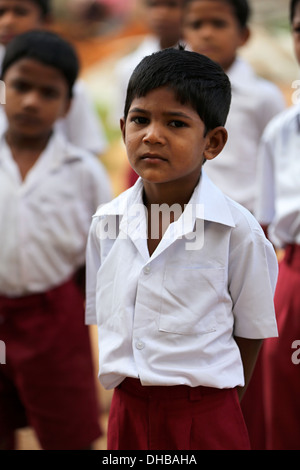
[254,0,300,450]
[0,30,112,450]
[182,0,286,214]
[0,0,108,156]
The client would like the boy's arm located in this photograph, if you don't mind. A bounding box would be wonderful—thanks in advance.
[234,336,263,401]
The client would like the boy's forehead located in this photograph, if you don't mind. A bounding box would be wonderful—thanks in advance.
[0,0,44,13]
[144,0,184,7]
[6,57,68,88]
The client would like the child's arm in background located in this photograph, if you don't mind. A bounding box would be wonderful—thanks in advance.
[234,336,263,401]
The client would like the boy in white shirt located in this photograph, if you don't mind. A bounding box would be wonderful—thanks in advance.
[86,46,278,450]
[0,0,108,156]
[0,30,112,450]
[254,0,300,450]
[182,0,286,213]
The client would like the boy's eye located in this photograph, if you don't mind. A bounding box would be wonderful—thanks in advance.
[41,87,60,99]
[293,25,300,34]
[11,80,30,92]
[0,6,31,17]
[169,120,187,128]
[131,116,149,125]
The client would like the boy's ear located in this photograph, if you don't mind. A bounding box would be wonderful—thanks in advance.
[203,126,228,161]
[239,26,251,48]
[61,98,72,118]
[120,117,126,142]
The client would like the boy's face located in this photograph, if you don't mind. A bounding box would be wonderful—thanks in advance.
[4,58,71,140]
[121,86,226,189]
[0,0,44,46]
[144,0,184,48]
[183,0,249,71]
[292,1,300,65]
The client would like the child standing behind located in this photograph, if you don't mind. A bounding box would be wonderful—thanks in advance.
[0,0,108,156]
[182,0,286,214]
[86,47,278,450]
[254,0,300,450]
[0,30,112,450]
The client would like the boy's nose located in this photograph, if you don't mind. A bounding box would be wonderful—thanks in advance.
[0,11,17,28]
[22,91,40,110]
[142,123,165,145]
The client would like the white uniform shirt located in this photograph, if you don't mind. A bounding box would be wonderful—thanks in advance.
[204,57,286,213]
[255,104,300,248]
[0,44,108,155]
[86,172,278,390]
[0,131,112,297]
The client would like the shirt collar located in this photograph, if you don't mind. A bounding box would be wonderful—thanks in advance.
[95,170,236,229]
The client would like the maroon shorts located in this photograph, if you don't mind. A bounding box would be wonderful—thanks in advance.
[0,279,102,450]
[107,378,250,450]
[263,244,300,450]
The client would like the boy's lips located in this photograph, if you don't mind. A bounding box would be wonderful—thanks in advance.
[14,114,41,126]
[0,33,16,44]
[140,153,168,162]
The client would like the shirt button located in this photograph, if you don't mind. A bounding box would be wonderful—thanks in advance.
[136,341,145,350]
[143,265,151,275]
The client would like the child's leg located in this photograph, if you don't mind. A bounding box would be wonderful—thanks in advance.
[0,280,102,450]
[263,246,300,450]
[107,378,250,450]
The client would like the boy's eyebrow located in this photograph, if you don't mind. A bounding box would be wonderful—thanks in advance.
[129,107,194,120]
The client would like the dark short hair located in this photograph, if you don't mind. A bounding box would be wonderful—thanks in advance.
[183,0,251,29]
[290,0,300,22]
[124,46,231,132]
[30,0,51,18]
[1,30,79,97]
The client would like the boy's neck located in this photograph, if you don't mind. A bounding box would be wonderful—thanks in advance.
[142,174,201,210]
[5,130,52,180]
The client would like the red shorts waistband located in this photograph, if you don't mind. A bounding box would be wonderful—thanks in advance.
[118,377,224,401]
[0,278,79,309]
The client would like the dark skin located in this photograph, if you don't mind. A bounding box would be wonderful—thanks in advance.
[121,86,263,400]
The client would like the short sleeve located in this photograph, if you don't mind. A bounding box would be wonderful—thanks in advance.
[229,224,278,339]
[85,217,101,325]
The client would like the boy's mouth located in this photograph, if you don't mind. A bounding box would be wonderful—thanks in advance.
[140,153,168,162]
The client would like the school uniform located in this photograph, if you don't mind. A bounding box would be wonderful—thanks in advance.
[204,57,286,213]
[86,171,278,450]
[255,104,300,450]
[0,44,108,156]
[0,131,112,450]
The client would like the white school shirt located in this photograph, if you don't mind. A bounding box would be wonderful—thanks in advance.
[0,131,112,297]
[0,44,107,155]
[86,172,278,390]
[255,104,300,248]
[204,57,286,213]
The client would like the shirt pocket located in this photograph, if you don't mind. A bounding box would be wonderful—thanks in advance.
[159,266,225,335]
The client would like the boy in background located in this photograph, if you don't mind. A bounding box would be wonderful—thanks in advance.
[86,47,278,450]
[0,0,108,156]
[254,0,300,450]
[182,0,285,214]
[0,30,112,450]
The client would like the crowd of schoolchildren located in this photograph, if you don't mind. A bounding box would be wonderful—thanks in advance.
[0,0,299,451]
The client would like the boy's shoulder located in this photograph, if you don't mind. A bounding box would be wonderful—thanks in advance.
[262,103,300,140]
[94,181,140,218]
[230,57,283,99]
